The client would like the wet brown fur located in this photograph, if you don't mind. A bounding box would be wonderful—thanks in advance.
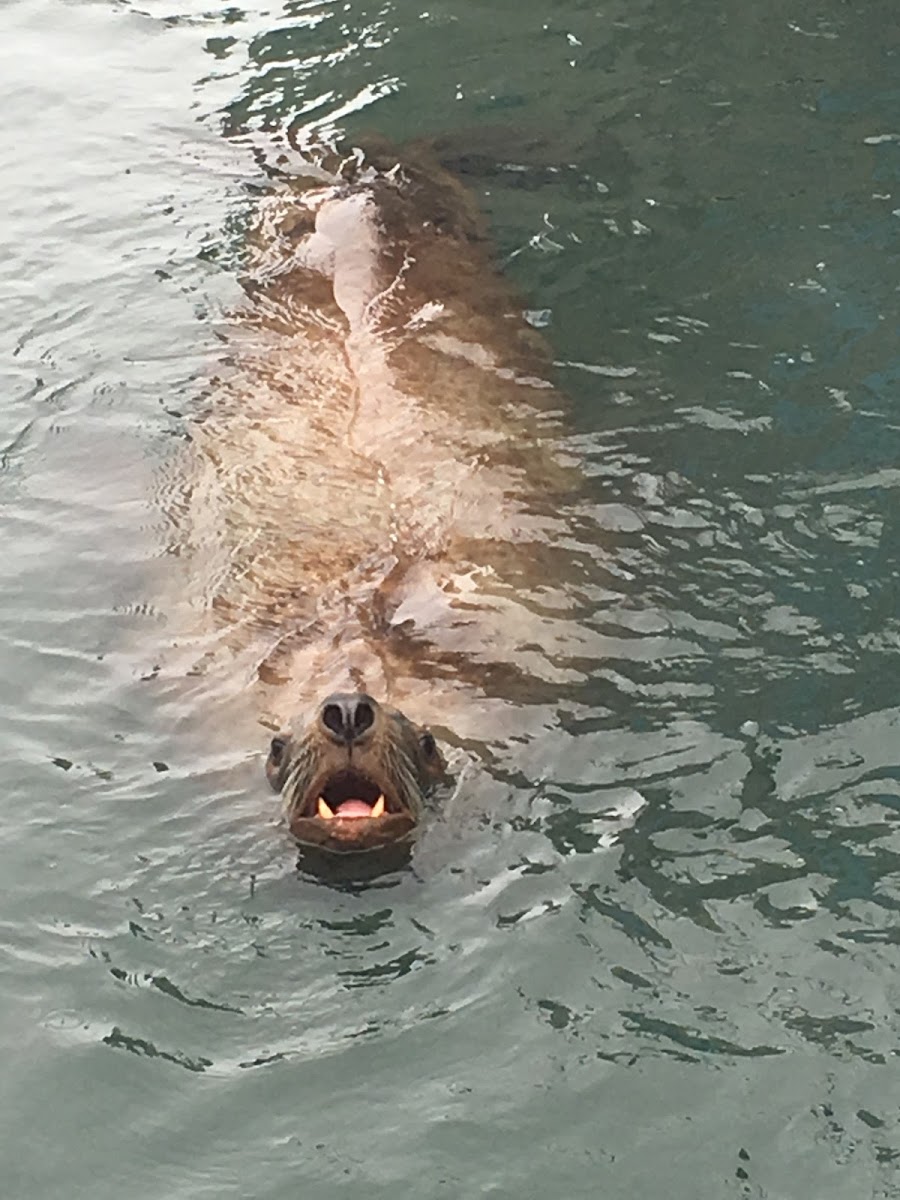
[168,133,579,848]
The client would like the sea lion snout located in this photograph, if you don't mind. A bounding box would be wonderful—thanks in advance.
[319,692,378,745]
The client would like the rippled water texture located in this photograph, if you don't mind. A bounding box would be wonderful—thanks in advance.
[1,1,899,1196]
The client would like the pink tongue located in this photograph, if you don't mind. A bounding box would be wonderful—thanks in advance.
[335,799,374,819]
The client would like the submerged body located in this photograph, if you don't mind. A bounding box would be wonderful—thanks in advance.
[174,136,577,850]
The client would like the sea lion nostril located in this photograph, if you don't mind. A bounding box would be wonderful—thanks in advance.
[352,699,374,737]
[320,695,376,744]
[321,702,346,740]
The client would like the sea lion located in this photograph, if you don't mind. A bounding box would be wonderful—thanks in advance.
[172,133,579,853]
[265,691,444,852]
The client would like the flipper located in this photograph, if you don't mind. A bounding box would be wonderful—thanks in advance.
[422,121,631,192]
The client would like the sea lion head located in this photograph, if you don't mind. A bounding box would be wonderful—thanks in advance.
[266,692,445,853]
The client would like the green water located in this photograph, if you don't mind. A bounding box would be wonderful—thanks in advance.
[1,1,899,1196]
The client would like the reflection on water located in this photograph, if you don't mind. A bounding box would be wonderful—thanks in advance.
[1,0,899,1197]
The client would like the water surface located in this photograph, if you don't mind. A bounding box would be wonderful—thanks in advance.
[1,1,899,1196]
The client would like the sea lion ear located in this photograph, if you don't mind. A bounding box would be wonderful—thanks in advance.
[418,729,445,777]
[265,734,291,792]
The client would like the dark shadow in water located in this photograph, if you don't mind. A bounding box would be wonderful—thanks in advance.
[621,1010,783,1060]
[295,841,413,890]
[337,945,435,988]
[107,964,244,1014]
[103,1026,213,1073]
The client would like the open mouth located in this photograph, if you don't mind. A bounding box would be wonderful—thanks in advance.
[307,769,404,822]
[289,764,418,854]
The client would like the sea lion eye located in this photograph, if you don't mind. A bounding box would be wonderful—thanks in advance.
[269,736,288,765]
[420,731,437,759]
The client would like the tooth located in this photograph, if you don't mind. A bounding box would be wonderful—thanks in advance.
[317,797,335,820]
[370,794,385,818]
